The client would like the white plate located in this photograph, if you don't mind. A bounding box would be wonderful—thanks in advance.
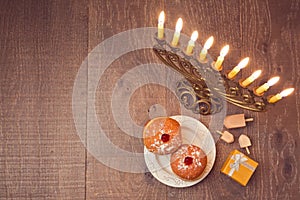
[144,115,216,188]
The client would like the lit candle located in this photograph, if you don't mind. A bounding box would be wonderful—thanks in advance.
[157,11,165,39]
[240,70,262,87]
[186,31,198,55]
[171,18,183,46]
[227,57,250,79]
[268,88,295,103]
[214,45,229,71]
[199,36,214,61]
[255,76,280,95]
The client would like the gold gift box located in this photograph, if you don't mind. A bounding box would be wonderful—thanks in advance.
[221,149,258,186]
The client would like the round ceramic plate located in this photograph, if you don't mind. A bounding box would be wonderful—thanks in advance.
[144,115,216,188]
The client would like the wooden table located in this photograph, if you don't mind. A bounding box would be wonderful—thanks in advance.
[1,0,299,199]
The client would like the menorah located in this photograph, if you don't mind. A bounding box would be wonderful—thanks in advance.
[152,12,294,115]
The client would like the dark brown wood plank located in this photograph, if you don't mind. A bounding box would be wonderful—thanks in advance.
[0,0,88,199]
[240,0,300,199]
[87,0,300,199]
[87,1,169,199]
[0,0,299,199]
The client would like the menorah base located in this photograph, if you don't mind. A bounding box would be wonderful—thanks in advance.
[152,41,269,115]
[175,79,224,115]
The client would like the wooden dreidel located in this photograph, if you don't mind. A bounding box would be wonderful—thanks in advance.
[217,131,234,143]
[238,134,252,154]
[224,114,253,129]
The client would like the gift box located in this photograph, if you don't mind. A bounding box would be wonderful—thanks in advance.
[221,149,258,186]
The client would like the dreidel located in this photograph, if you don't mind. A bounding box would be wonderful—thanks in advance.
[216,130,234,144]
[224,114,253,129]
[238,134,252,154]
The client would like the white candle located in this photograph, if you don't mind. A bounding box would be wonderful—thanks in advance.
[268,88,295,103]
[157,11,165,39]
[199,36,214,61]
[214,45,229,71]
[186,31,198,55]
[240,70,262,87]
[171,18,183,46]
[227,57,250,79]
[255,76,280,95]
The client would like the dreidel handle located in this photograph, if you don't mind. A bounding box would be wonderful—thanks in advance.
[245,147,250,154]
[245,118,254,122]
[216,131,223,135]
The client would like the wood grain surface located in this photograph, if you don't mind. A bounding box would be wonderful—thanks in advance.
[0,0,299,199]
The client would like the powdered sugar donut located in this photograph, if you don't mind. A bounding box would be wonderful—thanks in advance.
[143,117,182,155]
[170,144,207,180]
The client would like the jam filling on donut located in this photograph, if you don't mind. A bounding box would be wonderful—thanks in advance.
[184,156,193,165]
[161,134,170,143]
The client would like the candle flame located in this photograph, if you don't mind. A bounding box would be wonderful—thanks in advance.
[191,31,198,42]
[267,76,280,86]
[204,36,214,50]
[251,70,262,79]
[220,45,229,57]
[158,11,165,23]
[280,88,294,97]
[175,18,183,32]
[237,57,249,69]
